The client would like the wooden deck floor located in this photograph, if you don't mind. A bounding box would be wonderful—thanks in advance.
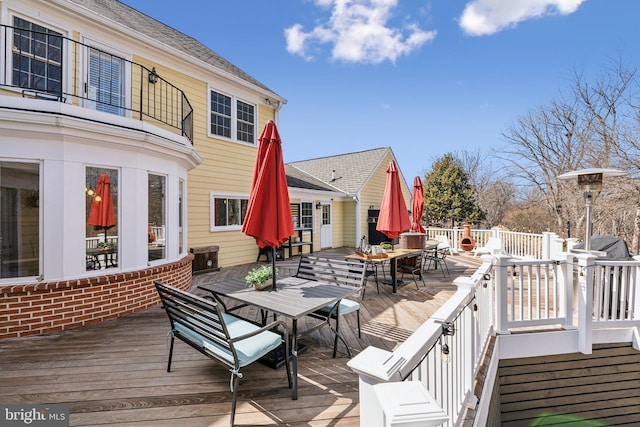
[0,249,482,426]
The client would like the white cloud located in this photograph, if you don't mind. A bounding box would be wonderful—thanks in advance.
[459,0,586,36]
[284,0,436,64]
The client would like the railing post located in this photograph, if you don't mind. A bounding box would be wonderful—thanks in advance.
[556,252,575,330]
[576,253,596,354]
[493,254,512,334]
[633,256,640,321]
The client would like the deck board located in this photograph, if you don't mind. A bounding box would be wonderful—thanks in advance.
[0,249,480,426]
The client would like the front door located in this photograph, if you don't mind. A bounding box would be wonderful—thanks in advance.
[320,203,332,248]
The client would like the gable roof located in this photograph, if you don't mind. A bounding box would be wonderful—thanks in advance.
[284,165,337,192]
[287,147,392,194]
[68,0,281,98]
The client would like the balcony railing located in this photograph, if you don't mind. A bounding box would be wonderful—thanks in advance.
[1,24,193,143]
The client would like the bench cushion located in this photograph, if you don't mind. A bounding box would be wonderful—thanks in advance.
[174,312,282,368]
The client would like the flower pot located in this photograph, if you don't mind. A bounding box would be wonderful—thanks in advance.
[253,278,273,291]
[459,224,476,252]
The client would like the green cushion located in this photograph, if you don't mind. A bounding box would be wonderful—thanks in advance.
[173,312,282,367]
[318,298,360,316]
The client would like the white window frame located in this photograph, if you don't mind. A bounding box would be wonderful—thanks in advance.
[300,200,315,231]
[210,192,249,231]
[7,14,67,98]
[208,87,256,145]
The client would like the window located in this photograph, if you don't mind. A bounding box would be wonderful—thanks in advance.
[0,162,40,279]
[88,48,125,116]
[12,17,62,95]
[322,204,331,225]
[236,100,255,143]
[85,167,118,271]
[148,174,166,262]
[210,90,255,144]
[301,202,313,229]
[210,91,231,138]
[211,195,248,230]
[178,180,184,254]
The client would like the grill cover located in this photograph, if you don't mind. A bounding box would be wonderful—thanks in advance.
[572,236,631,260]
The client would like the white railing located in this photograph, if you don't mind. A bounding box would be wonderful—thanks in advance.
[493,254,573,332]
[348,251,640,426]
[347,261,494,427]
[425,227,561,260]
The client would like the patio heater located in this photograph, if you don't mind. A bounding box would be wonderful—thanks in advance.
[557,168,626,252]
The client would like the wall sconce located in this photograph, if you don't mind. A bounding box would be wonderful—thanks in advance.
[558,168,626,252]
[148,67,159,84]
[440,321,455,363]
[315,201,322,209]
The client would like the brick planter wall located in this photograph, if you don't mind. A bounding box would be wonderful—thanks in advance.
[0,254,194,339]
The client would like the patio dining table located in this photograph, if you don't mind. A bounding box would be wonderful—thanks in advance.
[345,240,438,293]
[197,275,360,400]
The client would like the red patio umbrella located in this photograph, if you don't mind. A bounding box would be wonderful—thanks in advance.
[87,173,116,242]
[242,120,293,289]
[410,176,426,233]
[376,160,411,239]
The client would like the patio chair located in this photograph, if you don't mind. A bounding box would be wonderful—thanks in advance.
[364,261,381,296]
[396,253,425,289]
[474,237,502,257]
[295,256,366,358]
[422,247,450,277]
[154,281,292,426]
[435,235,454,256]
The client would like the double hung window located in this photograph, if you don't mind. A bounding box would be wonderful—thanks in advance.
[210,90,255,143]
[12,17,62,96]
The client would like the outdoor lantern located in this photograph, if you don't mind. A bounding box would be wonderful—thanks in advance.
[148,67,159,84]
[557,168,627,252]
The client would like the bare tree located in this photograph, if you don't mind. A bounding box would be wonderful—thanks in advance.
[456,148,515,228]
[497,59,640,244]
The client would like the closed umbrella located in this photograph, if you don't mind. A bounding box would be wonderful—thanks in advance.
[376,160,411,239]
[242,120,293,290]
[87,173,116,242]
[410,176,426,233]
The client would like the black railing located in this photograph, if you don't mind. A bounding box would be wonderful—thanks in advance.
[1,24,193,143]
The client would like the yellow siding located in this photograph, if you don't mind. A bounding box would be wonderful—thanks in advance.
[359,152,412,243]
[130,55,277,268]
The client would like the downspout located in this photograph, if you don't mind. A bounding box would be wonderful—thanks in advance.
[274,100,283,121]
[349,193,361,247]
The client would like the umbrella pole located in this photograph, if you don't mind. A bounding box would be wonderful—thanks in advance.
[272,246,277,290]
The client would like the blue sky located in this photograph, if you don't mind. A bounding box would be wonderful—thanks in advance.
[122,0,640,184]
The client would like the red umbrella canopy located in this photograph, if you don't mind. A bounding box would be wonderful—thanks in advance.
[242,120,294,249]
[87,173,116,230]
[410,176,426,233]
[376,160,411,239]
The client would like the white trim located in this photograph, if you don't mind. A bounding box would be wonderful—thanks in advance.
[209,192,249,232]
[207,86,257,145]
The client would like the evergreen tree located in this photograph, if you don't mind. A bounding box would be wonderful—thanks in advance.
[424,153,485,226]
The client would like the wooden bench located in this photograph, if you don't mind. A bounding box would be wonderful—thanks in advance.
[154,281,292,426]
[294,256,366,357]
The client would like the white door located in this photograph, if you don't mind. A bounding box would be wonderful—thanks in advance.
[320,203,332,248]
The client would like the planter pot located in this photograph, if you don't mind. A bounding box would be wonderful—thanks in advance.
[253,279,273,291]
[459,224,476,252]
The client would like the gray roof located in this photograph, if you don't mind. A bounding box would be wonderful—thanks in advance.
[284,165,336,192]
[69,0,280,97]
[287,147,392,194]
